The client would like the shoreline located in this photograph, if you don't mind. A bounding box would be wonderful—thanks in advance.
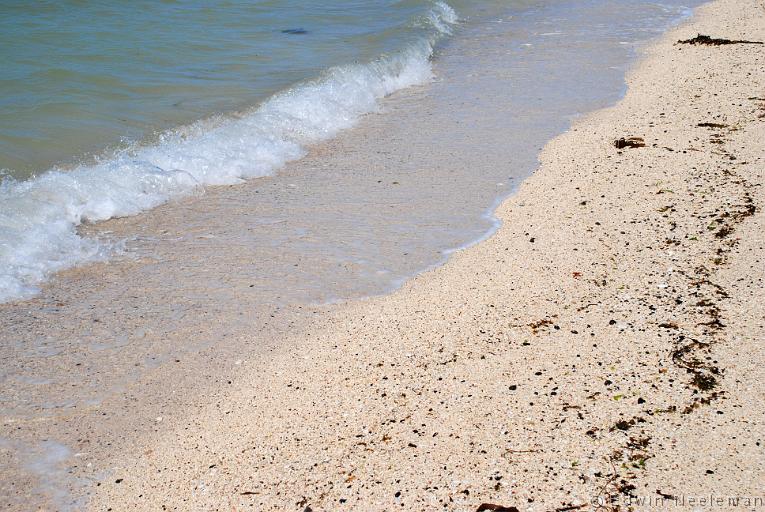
[86,0,765,509]
[0,5,703,509]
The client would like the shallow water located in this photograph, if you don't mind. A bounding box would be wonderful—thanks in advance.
[0,0,472,302]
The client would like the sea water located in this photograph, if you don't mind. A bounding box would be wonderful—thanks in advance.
[0,0,470,301]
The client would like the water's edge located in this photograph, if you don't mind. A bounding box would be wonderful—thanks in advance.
[0,1,704,509]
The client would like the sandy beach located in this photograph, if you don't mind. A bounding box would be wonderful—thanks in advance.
[73,0,765,510]
[0,0,762,510]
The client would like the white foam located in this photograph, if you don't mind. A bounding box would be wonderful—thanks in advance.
[0,2,458,303]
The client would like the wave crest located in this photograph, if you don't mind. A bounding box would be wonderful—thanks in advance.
[0,1,458,302]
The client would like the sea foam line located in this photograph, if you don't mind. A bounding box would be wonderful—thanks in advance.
[0,2,458,303]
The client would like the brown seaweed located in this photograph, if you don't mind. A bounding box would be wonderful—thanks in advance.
[678,34,763,45]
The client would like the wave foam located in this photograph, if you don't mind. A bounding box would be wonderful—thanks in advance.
[0,2,458,303]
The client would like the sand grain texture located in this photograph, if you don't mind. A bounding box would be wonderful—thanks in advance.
[90,0,765,509]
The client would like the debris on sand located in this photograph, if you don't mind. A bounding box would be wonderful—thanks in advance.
[614,137,646,149]
[697,122,729,128]
[476,504,520,512]
[678,34,763,45]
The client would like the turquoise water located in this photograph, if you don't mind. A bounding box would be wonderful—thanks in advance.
[0,0,477,176]
[0,0,474,301]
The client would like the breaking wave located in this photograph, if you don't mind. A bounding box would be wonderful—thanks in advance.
[0,2,458,302]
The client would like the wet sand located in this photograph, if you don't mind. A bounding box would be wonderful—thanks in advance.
[84,0,765,509]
